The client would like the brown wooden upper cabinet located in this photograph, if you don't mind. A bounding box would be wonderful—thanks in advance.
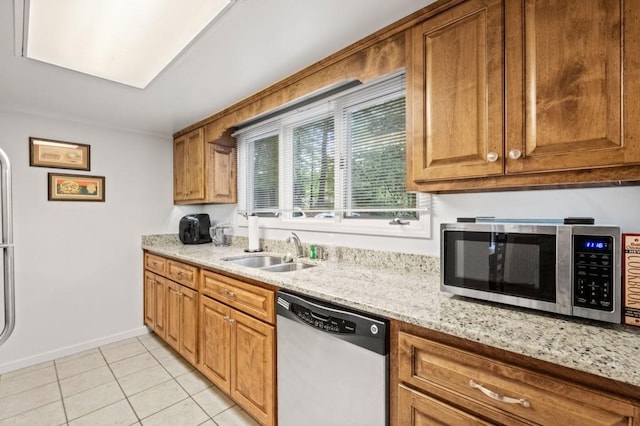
[407,0,640,192]
[173,127,237,204]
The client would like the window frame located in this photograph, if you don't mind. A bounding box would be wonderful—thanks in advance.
[236,72,431,239]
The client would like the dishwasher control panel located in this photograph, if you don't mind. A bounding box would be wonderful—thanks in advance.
[291,303,356,334]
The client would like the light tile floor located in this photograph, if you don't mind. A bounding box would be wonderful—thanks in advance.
[0,334,260,426]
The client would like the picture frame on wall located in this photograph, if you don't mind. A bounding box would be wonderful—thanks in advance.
[30,137,91,171]
[47,173,105,202]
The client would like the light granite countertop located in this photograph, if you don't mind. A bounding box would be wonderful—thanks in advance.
[142,235,640,390]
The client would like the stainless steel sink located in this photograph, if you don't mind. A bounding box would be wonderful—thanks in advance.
[223,255,317,272]
[223,255,284,268]
[261,262,316,273]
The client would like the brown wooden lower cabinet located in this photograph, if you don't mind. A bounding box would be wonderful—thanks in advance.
[165,281,181,350]
[398,384,496,426]
[143,252,276,426]
[394,323,640,426]
[153,276,166,339]
[143,270,156,330]
[163,280,198,365]
[199,295,275,426]
[179,286,198,365]
[143,255,199,367]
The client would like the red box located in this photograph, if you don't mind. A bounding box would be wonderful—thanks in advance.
[623,233,640,327]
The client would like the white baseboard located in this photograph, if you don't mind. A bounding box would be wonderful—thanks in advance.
[0,326,151,375]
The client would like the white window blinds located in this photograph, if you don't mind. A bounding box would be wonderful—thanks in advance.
[342,91,415,218]
[236,71,431,234]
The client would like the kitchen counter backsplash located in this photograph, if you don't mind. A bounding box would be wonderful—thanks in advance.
[142,234,440,274]
[141,234,640,389]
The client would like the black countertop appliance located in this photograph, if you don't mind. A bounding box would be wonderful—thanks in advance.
[179,214,212,244]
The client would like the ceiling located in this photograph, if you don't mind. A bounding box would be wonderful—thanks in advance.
[0,0,432,138]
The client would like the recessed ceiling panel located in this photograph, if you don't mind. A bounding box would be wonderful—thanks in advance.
[24,0,233,88]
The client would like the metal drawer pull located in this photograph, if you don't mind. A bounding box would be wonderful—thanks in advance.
[469,380,531,408]
[223,288,236,298]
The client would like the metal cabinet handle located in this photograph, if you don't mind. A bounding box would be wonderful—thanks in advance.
[223,316,235,324]
[508,149,522,160]
[223,288,236,298]
[469,380,531,408]
[486,152,499,162]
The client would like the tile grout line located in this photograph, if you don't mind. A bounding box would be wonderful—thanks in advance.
[138,335,211,423]
[140,334,249,425]
[0,371,65,423]
[99,340,143,425]
[52,361,70,425]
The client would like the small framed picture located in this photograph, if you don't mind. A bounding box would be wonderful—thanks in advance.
[30,137,91,171]
[48,173,105,202]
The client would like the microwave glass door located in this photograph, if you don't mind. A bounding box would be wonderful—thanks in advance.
[444,231,556,301]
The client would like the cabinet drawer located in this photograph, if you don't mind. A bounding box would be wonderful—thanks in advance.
[398,385,497,426]
[398,332,635,425]
[144,253,166,275]
[200,269,274,324]
[167,260,198,289]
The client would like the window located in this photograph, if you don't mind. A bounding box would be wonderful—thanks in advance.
[236,72,430,237]
[250,133,279,214]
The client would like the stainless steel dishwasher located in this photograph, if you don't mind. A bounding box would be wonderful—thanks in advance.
[276,290,389,426]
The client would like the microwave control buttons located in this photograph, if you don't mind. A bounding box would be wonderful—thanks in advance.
[573,234,615,312]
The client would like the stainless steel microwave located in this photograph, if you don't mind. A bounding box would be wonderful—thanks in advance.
[440,220,621,323]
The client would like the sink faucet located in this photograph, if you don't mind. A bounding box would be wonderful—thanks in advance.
[286,232,303,258]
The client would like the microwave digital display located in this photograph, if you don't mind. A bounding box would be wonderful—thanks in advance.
[583,240,609,250]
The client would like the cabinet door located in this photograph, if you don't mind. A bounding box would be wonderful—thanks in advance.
[180,286,198,365]
[199,296,232,393]
[210,144,236,203]
[185,128,205,200]
[143,271,156,329]
[173,135,187,201]
[505,1,640,173]
[165,281,181,351]
[230,309,275,426]
[153,276,166,339]
[398,385,495,426]
[407,0,504,183]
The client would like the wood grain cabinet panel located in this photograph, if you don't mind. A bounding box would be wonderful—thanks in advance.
[143,252,199,366]
[200,270,275,324]
[173,127,237,205]
[397,331,638,426]
[407,0,504,182]
[173,128,206,202]
[230,308,275,426]
[211,144,236,203]
[505,0,640,174]
[143,271,156,330]
[199,295,275,426]
[407,0,640,191]
[166,260,198,290]
[153,275,166,339]
[199,296,232,392]
[398,385,497,426]
[144,253,166,275]
[165,281,181,351]
[180,286,198,365]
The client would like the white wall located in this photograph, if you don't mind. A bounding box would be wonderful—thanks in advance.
[209,186,640,257]
[0,110,194,373]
